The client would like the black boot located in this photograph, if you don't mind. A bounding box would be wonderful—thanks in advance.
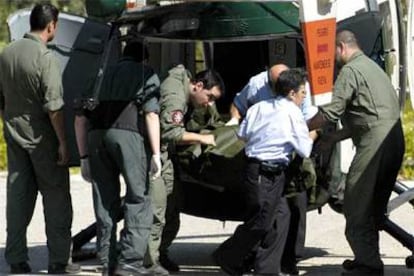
[159,253,179,272]
[10,262,31,274]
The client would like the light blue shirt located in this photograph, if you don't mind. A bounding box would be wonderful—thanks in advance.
[233,70,317,120]
[238,97,313,163]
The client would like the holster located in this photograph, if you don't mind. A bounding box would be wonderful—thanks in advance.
[260,161,287,175]
[248,158,287,175]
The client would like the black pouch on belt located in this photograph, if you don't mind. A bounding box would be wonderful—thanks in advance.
[260,161,286,175]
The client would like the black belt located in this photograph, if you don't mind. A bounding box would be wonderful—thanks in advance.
[247,157,287,175]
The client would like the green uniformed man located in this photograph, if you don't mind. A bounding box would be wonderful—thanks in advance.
[0,4,81,275]
[74,41,162,276]
[308,30,405,275]
[145,65,225,273]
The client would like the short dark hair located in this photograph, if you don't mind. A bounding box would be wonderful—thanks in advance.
[274,68,307,97]
[192,69,225,97]
[30,3,59,31]
[123,40,149,62]
[336,29,360,48]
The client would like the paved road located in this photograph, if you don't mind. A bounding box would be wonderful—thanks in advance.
[0,172,413,275]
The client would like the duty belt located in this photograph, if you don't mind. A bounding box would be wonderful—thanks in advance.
[248,157,287,175]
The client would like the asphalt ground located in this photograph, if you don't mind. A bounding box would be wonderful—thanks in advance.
[0,172,413,275]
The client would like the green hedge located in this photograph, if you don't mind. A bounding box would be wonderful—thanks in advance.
[0,120,6,170]
[401,100,414,179]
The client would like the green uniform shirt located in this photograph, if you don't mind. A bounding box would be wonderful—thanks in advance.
[0,33,64,146]
[185,104,223,132]
[320,51,400,141]
[159,64,192,145]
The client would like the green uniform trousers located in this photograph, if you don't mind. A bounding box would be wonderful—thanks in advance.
[5,135,72,266]
[145,151,180,265]
[160,183,181,255]
[88,129,152,268]
[343,120,404,269]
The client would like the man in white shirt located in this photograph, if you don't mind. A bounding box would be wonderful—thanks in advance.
[214,69,317,276]
[226,64,317,275]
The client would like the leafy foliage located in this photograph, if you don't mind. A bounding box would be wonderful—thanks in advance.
[401,99,414,179]
[0,121,6,170]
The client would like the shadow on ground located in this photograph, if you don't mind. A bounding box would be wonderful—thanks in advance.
[299,264,414,276]
[0,245,51,274]
[1,242,412,276]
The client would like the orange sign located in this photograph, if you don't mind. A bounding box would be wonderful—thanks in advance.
[301,18,336,95]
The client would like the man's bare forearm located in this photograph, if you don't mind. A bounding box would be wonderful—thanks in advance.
[307,110,327,131]
[49,109,66,145]
[49,109,69,165]
[179,131,215,146]
[74,115,89,157]
[330,127,352,143]
[229,103,242,121]
[145,112,161,155]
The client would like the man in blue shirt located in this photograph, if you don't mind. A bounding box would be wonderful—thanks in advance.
[226,64,317,275]
[226,64,316,125]
[214,69,317,275]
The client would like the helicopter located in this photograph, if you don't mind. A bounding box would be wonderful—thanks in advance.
[6,0,414,268]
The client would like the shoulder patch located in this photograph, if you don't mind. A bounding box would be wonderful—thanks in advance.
[171,110,184,125]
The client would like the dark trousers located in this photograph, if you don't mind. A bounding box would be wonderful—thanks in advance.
[293,191,307,258]
[215,161,286,274]
[281,191,307,269]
